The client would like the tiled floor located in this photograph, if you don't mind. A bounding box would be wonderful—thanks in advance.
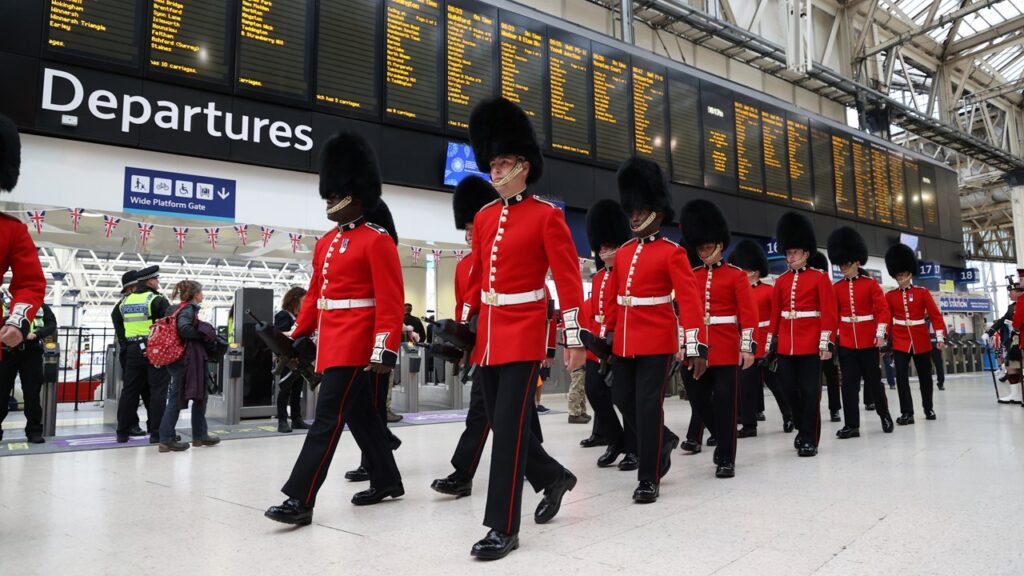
[2,373,1023,576]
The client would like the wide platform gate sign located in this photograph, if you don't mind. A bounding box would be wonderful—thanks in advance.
[123,167,236,222]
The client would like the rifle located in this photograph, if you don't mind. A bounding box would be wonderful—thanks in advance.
[247,309,322,389]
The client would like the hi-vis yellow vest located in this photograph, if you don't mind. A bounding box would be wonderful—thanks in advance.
[120,292,157,338]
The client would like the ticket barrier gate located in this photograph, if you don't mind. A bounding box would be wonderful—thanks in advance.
[40,341,60,437]
[102,344,121,427]
[207,344,246,425]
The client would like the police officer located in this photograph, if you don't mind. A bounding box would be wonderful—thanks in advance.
[826,227,894,437]
[679,200,757,478]
[884,243,946,424]
[0,302,55,443]
[116,265,171,443]
[111,270,148,438]
[265,132,404,526]
[462,98,583,559]
[0,114,47,444]
[768,212,838,458]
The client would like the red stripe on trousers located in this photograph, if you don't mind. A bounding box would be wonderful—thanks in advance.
[305,369,359,506]
[654,358,671,482]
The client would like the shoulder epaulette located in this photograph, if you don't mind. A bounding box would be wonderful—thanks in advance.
[531,196,558,209]
[365,222,388,234]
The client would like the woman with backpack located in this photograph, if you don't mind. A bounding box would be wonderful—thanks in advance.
[157,280,222,452]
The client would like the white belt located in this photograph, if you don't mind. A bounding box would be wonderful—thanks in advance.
[757,320,771,328]
[894,319,926,326]
[317,298,376,310]
[481,288,545,306]
[705,315,738,325]
[617,294,672,307]
[841,315,875,323]
[780,310,821,319]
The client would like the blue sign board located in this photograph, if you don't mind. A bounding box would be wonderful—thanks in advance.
[764,238,784,261]
[918,261,941,279]
[958,268,980,284]
[124,167,236,222]
[938,295,991,313]
[443,142,489,187]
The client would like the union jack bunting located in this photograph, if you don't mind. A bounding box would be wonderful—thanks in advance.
[103,215,120,239]
[67,208,83,232]
[454,249,466,262]
[411,246,422,265]
[261,226,274,248]
[205,227,220,250]
[27,210,45,234]
[174,227,189,251]
[137,223,154,248]
[233,224,249,246]
[289,232,303,253]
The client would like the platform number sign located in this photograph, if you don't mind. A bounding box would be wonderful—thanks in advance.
[918,261,941,279]
[764,238,784,260]
[958,268,980,284]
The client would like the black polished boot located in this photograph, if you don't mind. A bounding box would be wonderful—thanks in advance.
[896,414,915,425]
[26,435,45,444]
[706,436,718,447]
[265,498,313,526]
[291,419,310,430]
[865,403,876,411]
[798,442,818,457]
[830,411,841,422]
[344,466,370,482]
[632,480,659,503]
[579,434,607,448]
[836,426,860,439]
[737,427,757,438]
[351,484,405,506]
[783,418,795,433]
[278,419,292,433]
[660,433,680,478]
[535,469,577,524]
[925,409,937,420]
[597,444,622,468]
[431,471,473,497]
[881,414,895,433]
[757,412,766,422]
[127,426,147,437]
[715,463,735,478]
[793,434,803,450]
[471,530,519,560]
[618,453,638,471]
[680,439,702,453]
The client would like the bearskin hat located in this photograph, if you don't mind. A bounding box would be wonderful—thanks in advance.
[586,199,631,257]
[0,114,21,192]
[469,97,543,184]
[365,199,398,245]
[807,251,830,272]
[885,243,917,277]
[617,157,672,223]
[776,211,816,253]
[827,226,868,267]
[679,199,730,253]
[319,131,382,206]
[452,175,497,230]
[728,239,768,277]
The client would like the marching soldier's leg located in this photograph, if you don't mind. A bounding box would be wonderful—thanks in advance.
[585,360,621,447]
[348,373,403,500]
[19,345,45,440]
[797,356,823,454]
[635,355,677,485]
[712,366,738,471]
[893,351,915,421]
[862,348,892,431]
[764,367,793,430]
[837,347,862,436]
[611,358,638,459]
[914,352,936,418]
[739,363,761,433]
[823,358,842,421]
[0,351,17,438]
[450,371,491,477]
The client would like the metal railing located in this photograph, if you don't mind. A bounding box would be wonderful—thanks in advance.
[52,326,118,410]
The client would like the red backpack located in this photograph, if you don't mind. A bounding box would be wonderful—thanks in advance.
[145,303,188,367]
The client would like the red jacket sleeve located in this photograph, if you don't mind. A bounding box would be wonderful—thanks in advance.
[291,238,324,339]
[818,271,839,350]
[542,208,584,348]
[454,260,465,320]
[870,280,890,339]
[1013,294,1024,332]
[602,263,620,339]
[369,232,405,366]
[922,290,946,340]
[734,270,758,354]
[671,247,705,357]
[463,213,484,323]
[769,279,782,348]
[3,222,46,333]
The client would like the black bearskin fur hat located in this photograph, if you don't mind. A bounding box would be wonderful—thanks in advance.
[319,131,382,206]
[827,226,868,267]
[728,239,769,277]
[885,243,917,277]
[679,199,730,253]
[0,114,21,192]
[807,251,830,272]
[776,211,816,253]
[469,98,543,184]
[452,176,498,230]
[617,157,672,223]
[586,199,632,257]
[364,199,398,245]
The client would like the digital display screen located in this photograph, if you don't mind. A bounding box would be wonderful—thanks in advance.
[499,13,546,145]
[734,99,764,196]
[445,0,495,130]
[832,134,856,216]
[47,0,141,66]
[592,43,631,165]
[548,32,591,157]
[787,115,812,207]
[889,151,908,228]
[762,107,789,201]
[851,136,874,221]
[810,122,835,213]
[236,0,311,100]
[870,143,893,225]
[316,0,381,117]
[702,83,736,193]
[148,0,232,84]
[905,159,925,232]
[631,59,668,170]
[384,0,442,126]
[669,73,701,186]
[443,141,489,186]
[919,163,940,234]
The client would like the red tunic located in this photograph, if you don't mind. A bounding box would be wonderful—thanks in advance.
[692,261,758,366]
[769,266,839,356]
[885,285,945,354]
[604,233,704,358]
[292,220,404,371]
[750,281,773,360]
[1013,293,1024,332]
[584,267,612,363]
[0,214,46,360]
[463,192,584,366]
[454,255,474,321]
[833,273,890,350]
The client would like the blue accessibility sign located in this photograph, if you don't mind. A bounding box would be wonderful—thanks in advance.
[123,167,236,222]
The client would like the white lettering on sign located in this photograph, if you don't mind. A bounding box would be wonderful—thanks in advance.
[41,68,314,151]
[707,106,724,118]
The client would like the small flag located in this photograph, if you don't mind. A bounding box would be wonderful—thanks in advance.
[174,227,189,251]
[27,210,45,234]
[103,215,120,239]
[205,227,220,250]
[411,246,422,265]
[454,249,466,263]
[431,249,443,261]
[233,224,249,246]
[261,226,274,248]
[137,223,154,248]
[289,232,303,253]
[67,208,83,232]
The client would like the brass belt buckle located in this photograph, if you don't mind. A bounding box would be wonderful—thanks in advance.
[317,297,328,310]
[485,290,497,306]
[788,310,797,320]
[623,296,632,307]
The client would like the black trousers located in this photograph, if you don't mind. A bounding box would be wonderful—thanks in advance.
[739,364,762,428]
[0,345,44,436]
[117,343,168,437]
[837,347,890,428]
[612,354,678,483]
[931,347,945,386]
[778,355,822,447]
[684,365,739,465]
[276,369,303,421]
[894,350,934,415]
[360,371,400,470]
[764,368,791,423]
[479,361,563,535]
[585,360,636,453]
[283,367,401,507]
[450,371,490,477]
[822,357,841,413]
[863,372,874,407]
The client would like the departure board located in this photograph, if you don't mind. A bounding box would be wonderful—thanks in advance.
[787,114,812,207]
[148,0,232,84]
[831,135,856,216]
[889,151,908,228]
[236,0,311,100]
[668,74,702,186]
[548,31,591,157]
[810,123,835,213]
[592,44,632,165]
[445,0,496,130]
[499,13,546,145]
[762,107,789,201]
[870,144,893,225]
[702,83,736,193]
[384,0,442,125]
[905,159,925,232]
[851,137,874,221]
[47,0,141,66]
[316,0,381,117]
[631,60,668,169]
[734,100,763,196]
[919,164,940,234]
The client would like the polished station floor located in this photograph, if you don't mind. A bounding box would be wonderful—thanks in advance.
[2,373,1022,576]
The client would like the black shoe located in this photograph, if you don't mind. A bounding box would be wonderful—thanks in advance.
[536,404,550,413]
[757,412,766,422]
[618,453,639,471]
[798,443,818,457]
[535,469,577,524]
[783,419,795,433]
[737,427,757,438]
[158,440,190,452]
[278,419,292,433]
[431,471,473,497]
[925,410,936,420]
[836,426,860,439]
[680,439,702,453]
[998,374,1009,383]
[344,466,370,482]
[471,530,519,560]
[26,435,45,444]
[291,419,310,430]
[388,434,402,451]
[706,436,718,447]
[937,384,945,391]
[715,463,735,478]
[830,411,841,423]
[116,435,129,443]
[128,426,147,437]
[794,434,803,450]
[597,445,622,468]
[351,484,405,506]
[632,480,659,503]
[660,434,680,478]
[896,414,915,426]
[579,434,607,448]
[865,403,876,411]
[265,498,313,526]
[881,414,894,433]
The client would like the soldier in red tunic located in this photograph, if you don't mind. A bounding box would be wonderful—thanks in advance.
[604,158,705,503]
[678,200,757,479]
[729,239,793,436]
[265,132,404,526]
[827,227,894,436]
[581,199,636,470]
[884,243,946,424]
[768,212,838,457]
[463,98,583,560]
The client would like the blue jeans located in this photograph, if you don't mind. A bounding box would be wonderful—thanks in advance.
[159,361,209,443]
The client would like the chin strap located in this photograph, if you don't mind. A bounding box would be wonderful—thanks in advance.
[492,160,525,188]
[325,195,353,216]
[631,212,657,233]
